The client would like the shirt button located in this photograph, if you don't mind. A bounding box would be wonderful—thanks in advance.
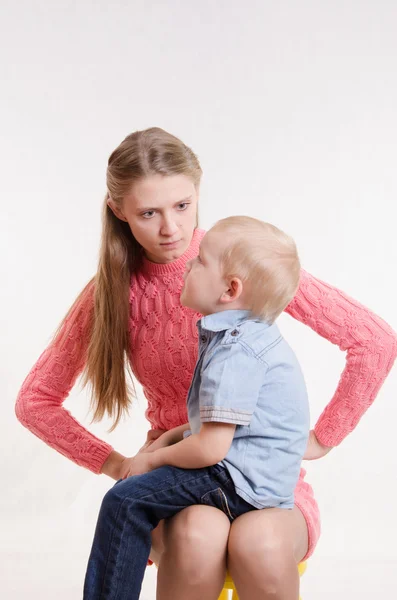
[231,329,239,336]
[201,335,207,343]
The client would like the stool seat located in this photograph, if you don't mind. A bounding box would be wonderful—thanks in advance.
[218,561,307,600]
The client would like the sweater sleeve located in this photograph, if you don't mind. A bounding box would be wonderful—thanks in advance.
[15,283,113,473]
[285,269,397,447]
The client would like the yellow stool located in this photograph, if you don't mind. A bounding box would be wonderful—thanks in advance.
[218,561,307,600]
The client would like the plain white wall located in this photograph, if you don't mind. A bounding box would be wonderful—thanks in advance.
[1,1,397,598]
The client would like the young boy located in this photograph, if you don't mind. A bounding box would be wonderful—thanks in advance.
[84,216,310,600]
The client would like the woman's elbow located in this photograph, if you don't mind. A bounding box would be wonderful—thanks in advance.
[15,387,34,429]
[382,327,397,366]
[15,393,27,426]
[390,329,397,359]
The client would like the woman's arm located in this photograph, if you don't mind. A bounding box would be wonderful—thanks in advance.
[285,269,397,447]
[101,450,126,479]
[15,283,114,474]
[102,426,191,481]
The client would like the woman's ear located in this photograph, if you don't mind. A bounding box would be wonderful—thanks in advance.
[107,198,128,222]
[220,277,243,305]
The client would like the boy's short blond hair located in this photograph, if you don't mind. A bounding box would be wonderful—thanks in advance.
[211,216,300,323]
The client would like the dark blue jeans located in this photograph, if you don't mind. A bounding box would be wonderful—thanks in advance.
[83,463,255,600]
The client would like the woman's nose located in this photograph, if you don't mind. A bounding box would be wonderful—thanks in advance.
[160,215,178,236]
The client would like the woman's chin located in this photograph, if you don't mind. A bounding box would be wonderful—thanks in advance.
[161,245,189,263]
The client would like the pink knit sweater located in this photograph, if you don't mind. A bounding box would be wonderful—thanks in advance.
[16,228,397,476]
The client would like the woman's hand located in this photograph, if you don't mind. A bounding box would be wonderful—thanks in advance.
[139,425,190,454]
[100,432,166,480]
[137,429,167,454]
[103,428,186,480]
[303,430,332,460]
[120,453,156,479]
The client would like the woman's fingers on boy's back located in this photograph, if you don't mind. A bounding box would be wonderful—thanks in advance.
[303,430,332,461]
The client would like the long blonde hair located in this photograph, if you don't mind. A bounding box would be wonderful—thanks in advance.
[211,216,300,323]
[55,128,202,429]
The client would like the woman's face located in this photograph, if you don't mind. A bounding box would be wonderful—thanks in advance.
[109,174,199,264]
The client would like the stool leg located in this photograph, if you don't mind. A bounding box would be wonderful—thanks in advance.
[231,587,239,600]
[218,590,229,600]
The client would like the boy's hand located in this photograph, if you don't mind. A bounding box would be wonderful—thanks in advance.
[120,453,156,479]
[303,430,332,460]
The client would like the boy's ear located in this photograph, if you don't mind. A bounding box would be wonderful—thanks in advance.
[220,277,243,305]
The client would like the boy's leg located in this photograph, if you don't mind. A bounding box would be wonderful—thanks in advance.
[83,465,232,600]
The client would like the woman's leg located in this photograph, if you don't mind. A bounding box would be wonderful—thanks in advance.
[156,505,231,600]
[150,520,166,565]
[227,506,308,600]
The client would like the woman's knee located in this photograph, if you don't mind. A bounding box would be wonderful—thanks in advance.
[164,505,230,570]
[230,523,291,564]
[228,510,297,581]
[228,507,306,563]
[228,518,297,596]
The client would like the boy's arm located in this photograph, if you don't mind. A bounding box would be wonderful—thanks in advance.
[151,422,236,469]
[122,423,235,478]
[142,423,191,453]
[121,344,263,480]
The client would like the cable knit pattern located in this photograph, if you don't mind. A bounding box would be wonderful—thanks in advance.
[15,282,112,473]
[15,228,397,558]
[129,234,203,431]
[285,269,397,446]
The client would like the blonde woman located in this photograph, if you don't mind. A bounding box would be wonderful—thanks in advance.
[16,128,397,600]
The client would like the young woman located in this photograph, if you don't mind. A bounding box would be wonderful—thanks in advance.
[16,127,397,600]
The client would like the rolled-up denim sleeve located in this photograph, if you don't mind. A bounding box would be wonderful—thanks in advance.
[199,343,266,426]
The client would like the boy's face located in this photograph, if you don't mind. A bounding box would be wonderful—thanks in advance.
[181,231,227,316]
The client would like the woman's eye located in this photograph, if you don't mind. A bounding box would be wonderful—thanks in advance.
[177,202,189,211]
[142,211,155,219]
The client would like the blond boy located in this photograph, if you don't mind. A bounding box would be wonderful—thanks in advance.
[84,216,309,600]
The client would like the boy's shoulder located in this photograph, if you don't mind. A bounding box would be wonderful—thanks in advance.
[220,319,285,364]
[200,311,295,367]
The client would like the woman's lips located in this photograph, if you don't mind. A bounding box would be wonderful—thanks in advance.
[160,239,182,248]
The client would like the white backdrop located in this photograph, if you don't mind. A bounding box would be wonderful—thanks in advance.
[1,1,397,598]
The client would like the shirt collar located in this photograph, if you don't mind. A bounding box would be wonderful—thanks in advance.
[199,309,264,332]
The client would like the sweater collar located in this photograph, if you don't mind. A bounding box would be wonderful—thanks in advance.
[141,228,205,276]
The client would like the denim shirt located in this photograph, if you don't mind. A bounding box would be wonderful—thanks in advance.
[186,309,310,509]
